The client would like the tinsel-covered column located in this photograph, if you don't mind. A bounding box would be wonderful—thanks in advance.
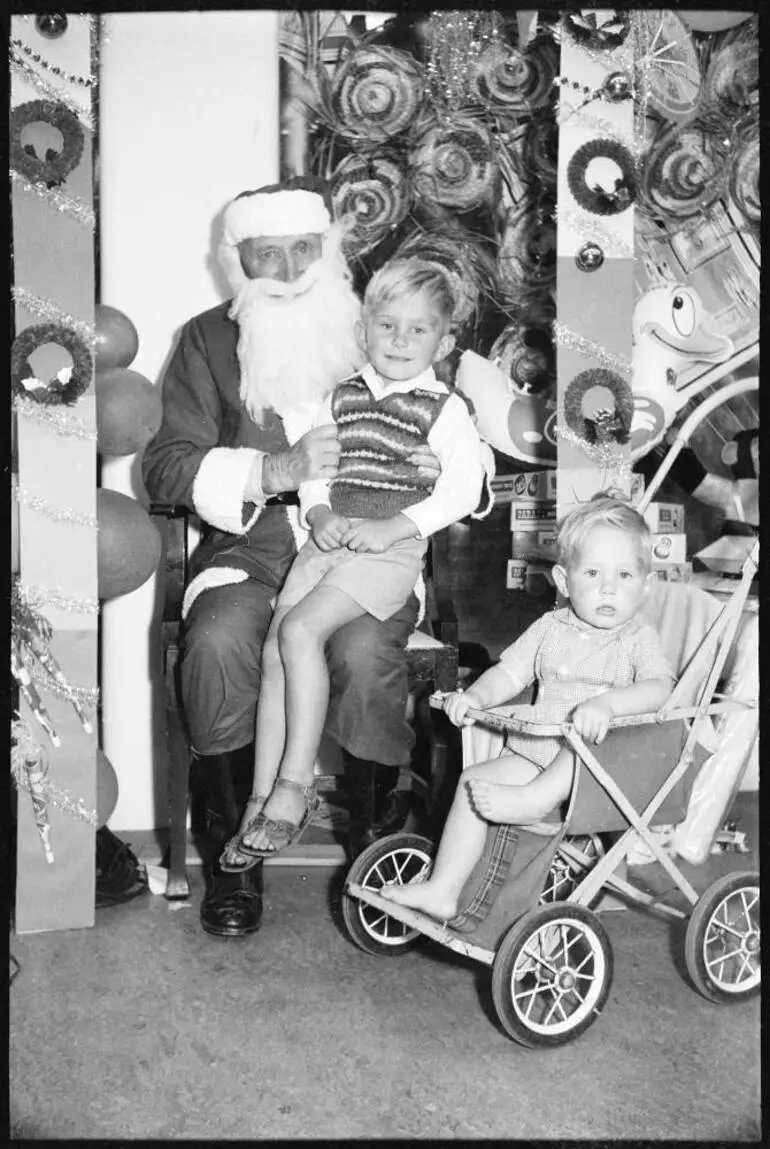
[554,12,638,516]
[10,13,99,933]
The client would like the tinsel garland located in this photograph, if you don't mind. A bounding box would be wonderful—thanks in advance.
[14,394,97,441]
[553,322,631,378]
[10,35,94,88]
[425,10,501,114]
[555,424,633,475]
[12,715,98,831]
[15,486,98,529]
[19,582,99,616]
[553,206,634,259]
[10,48,94,131]
[11,169,95,227]
[12,287,96,348]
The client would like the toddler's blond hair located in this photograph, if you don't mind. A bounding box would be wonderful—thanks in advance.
[557,496,653,573]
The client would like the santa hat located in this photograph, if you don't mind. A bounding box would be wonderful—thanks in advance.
[222,176,332,246]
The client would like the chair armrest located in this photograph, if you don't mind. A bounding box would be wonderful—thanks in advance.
[148,504,190,622]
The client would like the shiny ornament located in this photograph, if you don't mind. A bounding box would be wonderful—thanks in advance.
[35,13,68,39]
[574,242,605,272]
[97,489,162,600]
[96,368,163,457]
[95,304,140,371]
[603,72,631,102]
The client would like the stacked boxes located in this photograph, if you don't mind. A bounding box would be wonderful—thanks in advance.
[644,502,691,582]
[505,470,557,591]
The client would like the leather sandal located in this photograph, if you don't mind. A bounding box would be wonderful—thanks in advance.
[237,777,319,858]
[219,796,268,873]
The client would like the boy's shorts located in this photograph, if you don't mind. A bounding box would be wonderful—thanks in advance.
[277,524,427,621]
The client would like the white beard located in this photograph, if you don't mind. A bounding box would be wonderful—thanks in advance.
[229,245,365,422]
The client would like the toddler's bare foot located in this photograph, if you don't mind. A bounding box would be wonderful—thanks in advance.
[380,880,458,922]
[466,778,548,825]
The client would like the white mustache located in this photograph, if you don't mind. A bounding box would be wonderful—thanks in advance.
[250,260,323,300]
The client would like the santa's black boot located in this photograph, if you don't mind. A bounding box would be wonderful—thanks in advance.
[342,751,411,862]
[190,745,263,937]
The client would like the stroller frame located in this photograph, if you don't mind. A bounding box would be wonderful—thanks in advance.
[344,380,759,1045]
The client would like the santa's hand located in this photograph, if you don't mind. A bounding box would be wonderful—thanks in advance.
[408,445,441,481]
[308,507,349,551]
[263,424,340,493]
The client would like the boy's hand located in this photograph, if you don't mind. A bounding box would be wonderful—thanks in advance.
[308,507,350,551]
[443,690,479,727]
[342,517,411,554]
[570,697,615,744]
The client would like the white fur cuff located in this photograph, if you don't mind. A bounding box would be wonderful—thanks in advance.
[223,190,331,244]
[192,447,264,534]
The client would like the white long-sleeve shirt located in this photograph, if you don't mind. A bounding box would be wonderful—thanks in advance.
[299,362,488,538]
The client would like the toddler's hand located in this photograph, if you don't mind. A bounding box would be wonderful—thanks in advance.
[342,518,400,553]
[310,509,350,551]
[443,690,478,727]
[570,697,615,744]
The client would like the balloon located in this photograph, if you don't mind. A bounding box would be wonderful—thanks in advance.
[96,748,119,827]
[456,350,557,466]
[96,368,163,457]
[95,304,139,371]
[97,489,162,599]
[678,12,752,33]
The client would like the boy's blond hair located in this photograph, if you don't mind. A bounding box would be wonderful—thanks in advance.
[363,257,456,327]
[557,496,653,572]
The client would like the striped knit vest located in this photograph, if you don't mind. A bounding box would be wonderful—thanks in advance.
[329,375,450,520]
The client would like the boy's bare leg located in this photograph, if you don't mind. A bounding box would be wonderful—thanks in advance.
[381,753,540,921]
[467,746,574,825]
[244,585,366,848]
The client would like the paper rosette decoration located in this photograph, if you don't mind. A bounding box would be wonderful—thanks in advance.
[490,318,555,398]
[639,123,730,223]
[409,115,497,212]
[329,46,425,145]
[392,224,499,336]
[729,126,759,226]
[520,112,558,189]
[329,152,409,254]
[497,201,556,301]
[702,34,758,112]
[468,36,557,118]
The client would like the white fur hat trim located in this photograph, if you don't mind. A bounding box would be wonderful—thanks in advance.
[223,189,331,244]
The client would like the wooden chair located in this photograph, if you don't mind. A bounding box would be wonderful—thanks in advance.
[150,504,463,899]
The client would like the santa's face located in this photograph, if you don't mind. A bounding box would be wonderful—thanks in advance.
[228,224,365,421]
[237,233,324,291]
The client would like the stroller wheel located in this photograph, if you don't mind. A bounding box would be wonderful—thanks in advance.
[539,833,605,904]
[342,833,434,956]
[492,904,613,1048]
[684,871,760,1004]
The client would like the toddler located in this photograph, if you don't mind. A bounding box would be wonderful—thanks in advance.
[222,257,488,865]
[382,496,674,921]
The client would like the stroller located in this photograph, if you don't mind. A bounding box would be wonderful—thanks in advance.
[343,384,759,1049]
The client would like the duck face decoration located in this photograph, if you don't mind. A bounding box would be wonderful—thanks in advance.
[629,283,734,459]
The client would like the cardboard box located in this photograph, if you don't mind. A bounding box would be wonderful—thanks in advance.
[493,469,557,503]
[643,502,685,534]
[652,561,693,583]
[510,499,557,529]
[650,533,687,563]
[506,559,527,590]
[511,528,558,562]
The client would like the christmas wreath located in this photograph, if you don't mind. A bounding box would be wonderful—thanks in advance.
[567,138,638,217]
[562,368,634,446]
[11,323,93,406]
[10,99,85,188]
[563,10,631,51]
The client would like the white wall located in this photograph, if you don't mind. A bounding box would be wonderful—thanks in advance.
[100,12,280,830]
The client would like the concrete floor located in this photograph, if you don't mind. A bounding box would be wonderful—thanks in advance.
[9,826,761,1141]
